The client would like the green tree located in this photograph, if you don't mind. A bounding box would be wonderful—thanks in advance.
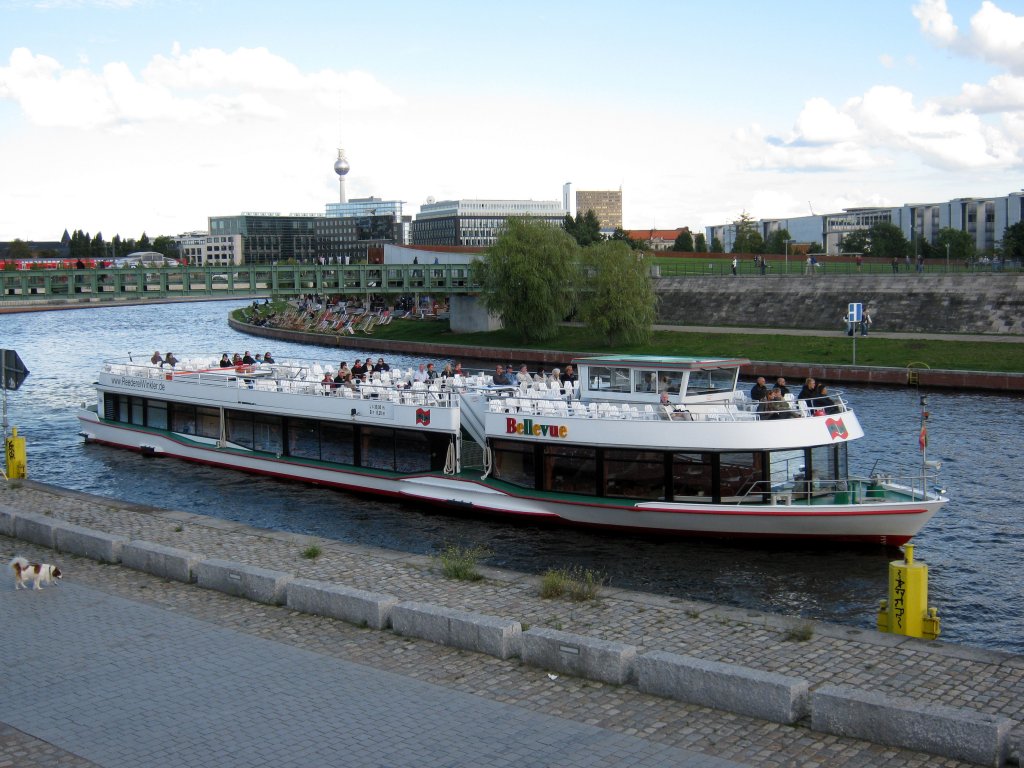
[90,232,106,261]
[474,218,579,343]
[609,227,644,250]
[576,240,656,347]
[765,228,792,255]
[137,232,152,250]
[562,209,603,247]
[8,239,31,260]
[998,222,1024,262]
[151,235,178,259]
[673,229,694,252]
[69,229,91,259]
[710,236,724,253]
[694,232,707,253]
[839,230,869,255]
[731,212,763,254]
[867,222,910,261]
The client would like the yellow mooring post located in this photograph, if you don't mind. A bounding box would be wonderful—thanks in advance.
[877,544,940,639]
[5,426,27,479]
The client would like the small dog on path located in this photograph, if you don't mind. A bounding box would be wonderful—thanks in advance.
[10,556,62,590]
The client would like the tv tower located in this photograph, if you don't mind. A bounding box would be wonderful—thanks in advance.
[334,147,350,204]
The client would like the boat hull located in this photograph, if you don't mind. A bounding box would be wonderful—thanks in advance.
[77,410,940,545]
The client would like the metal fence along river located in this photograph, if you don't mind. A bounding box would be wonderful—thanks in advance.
[3,299,1022,652]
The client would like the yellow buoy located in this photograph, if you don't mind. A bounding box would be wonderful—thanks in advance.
[877,545,940,640]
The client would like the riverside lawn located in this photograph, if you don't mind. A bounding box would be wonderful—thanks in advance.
[240,305,1024,374]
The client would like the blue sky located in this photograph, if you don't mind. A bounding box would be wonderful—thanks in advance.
[0,0,1020,241]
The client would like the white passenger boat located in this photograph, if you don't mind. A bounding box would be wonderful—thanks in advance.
[77,353,946,544]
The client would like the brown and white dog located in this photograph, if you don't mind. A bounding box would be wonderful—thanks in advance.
[10,556,62,590]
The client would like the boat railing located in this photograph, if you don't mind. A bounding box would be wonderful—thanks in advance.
[102,359,457,408]
[733,472,942,504]
[482,390,850,423]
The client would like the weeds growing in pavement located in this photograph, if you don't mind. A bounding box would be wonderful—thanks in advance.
[539,565,605,601]
[435,543,489,581]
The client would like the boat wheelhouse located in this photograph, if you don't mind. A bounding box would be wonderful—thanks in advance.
[77,353,946,544]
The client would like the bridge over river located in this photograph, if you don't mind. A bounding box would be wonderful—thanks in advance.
[0,262,478,307]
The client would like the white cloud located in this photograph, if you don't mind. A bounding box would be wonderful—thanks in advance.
[0,45,403,130]
[879,53,896,69]
[912,0,959,44]
[950,73,1024,112]
[969,1,1024,74]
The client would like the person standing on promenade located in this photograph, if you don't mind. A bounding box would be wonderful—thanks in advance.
[731,257,738,276]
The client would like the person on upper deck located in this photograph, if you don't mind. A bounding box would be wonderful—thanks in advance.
[440,363,454,379]
[351,359,367,379]
[797,377,818,403]
[492,365,515,386]
[241,351,255,365]
[164,352,178,369]
[516,364,533,385]
[562,365,578,385]
[413,364,429,384]
[426,363,439,380]
[263,351,275,364]
[374,358,390,372]
[815,384,841,415]
[219,353,232,368]
[150,351,164,366]
[750,376,768,402]
[773,377,789,396]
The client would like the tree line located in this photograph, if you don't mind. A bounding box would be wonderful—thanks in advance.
[5,230,179,261]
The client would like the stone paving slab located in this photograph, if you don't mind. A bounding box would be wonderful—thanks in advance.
[0,579,741,768]
[0,535,971,767]
[2,480,1020,766]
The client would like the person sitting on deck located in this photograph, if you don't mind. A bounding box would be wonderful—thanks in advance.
[659,392,691,421]
[150,351,164,366]
[750,376,768,402]
[492,365,515,386]
[241,351,255,365]
[263,351,275,364]
[219,353,232,368]
[321,372,335,393]
[164,352,178,369]
[351,359,367,379]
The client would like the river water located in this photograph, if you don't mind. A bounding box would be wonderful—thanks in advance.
[3,300,1021,652]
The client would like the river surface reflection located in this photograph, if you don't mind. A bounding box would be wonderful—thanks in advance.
[3,300,1021,652]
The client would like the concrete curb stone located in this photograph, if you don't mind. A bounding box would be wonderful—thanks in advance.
[520,627,636,685]
[195,557,291,605]
[286,579,398,630]
[390,601,522,660]
[53,521,128,563]
[120,540,200,583]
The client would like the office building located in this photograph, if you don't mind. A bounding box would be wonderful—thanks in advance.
[575,189,622,232]
[412,199,565,247]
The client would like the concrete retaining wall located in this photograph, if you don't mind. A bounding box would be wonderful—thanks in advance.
[120,540,200,583]
[195,558,290,605]
[286,579,398,630]
[53,522,128,564]
[636,650,808,725]
[520,627,636,685]
[12,512,58,549]
[390,601,522,660]
[811,684,1012,766]
[0,504,15,536]
[655,273,1024,335]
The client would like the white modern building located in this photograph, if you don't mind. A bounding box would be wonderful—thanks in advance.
[175,231,242,267]
[707,191,1024,255]
[411,199,565,247]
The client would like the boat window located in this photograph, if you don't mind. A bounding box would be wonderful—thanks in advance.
[130,396,144,426]
[103,393,119,421]
[805,444,844,490]
[361,426,396,471]
[490,438,536,488]
[686,368,736,396]
[604,449,666,500]
[633,370,659,393]
[196,406,220,440]
[672,452,713,499]
[146,400,168,430]
[542,444,597,495]
[287,418,320,460]
[225,410,254,448]
[253,414,282,454]
[720,452,761,498]
[588,366,631,393]
[169,403,196,435]
[394,430,444,473]
[768,449,804,488]
[320,422,355,465]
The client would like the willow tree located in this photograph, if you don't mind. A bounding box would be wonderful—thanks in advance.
[474,217,579,343]
[576,240,657,347]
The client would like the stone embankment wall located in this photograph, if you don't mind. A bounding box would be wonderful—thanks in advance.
[655,274,1024,335]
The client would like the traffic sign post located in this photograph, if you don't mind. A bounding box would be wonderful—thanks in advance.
[848,303,863,365]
